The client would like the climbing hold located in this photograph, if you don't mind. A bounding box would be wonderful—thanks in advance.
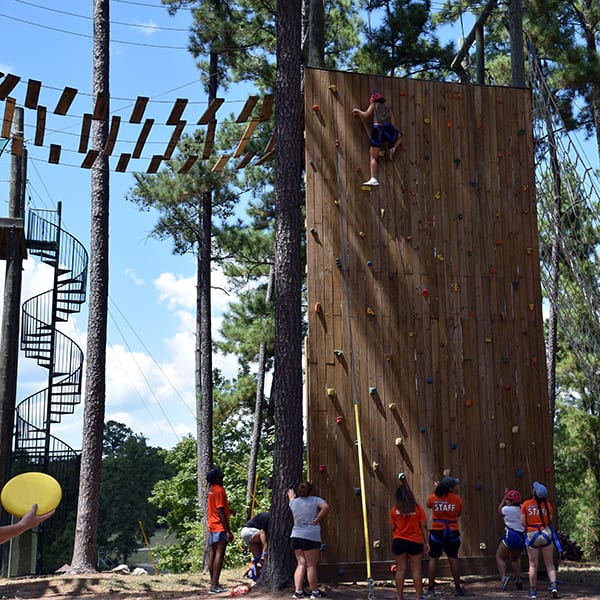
[395,437,403,447]
[312,104,320,112]
[390,564,397,573]
[447,121,452,128]
[426,376,433,384]
[499,442,506,449]
[517,128,525,135]
[496,97,504,104]
[359,231,366,238]
[368,386,376,395]
[314,302,322,313]
[372,461,379,471]
[454,158,461,168]
[398,472,406,480]
[516,469,524,478]
[367,260,373,267]
[496,239,504,246]
[497,152,504,158]
[337,568,344,576]
[400,90,408,96]
[422,289,429,297]
[449,442,457,450]
[335,139,340,148]
[502,354,509,363]
[423,117,430,124]
[319,465,326,473]
[453,93,461,100]
[354,487,361,496]
[408,331,415,337]
[527,247,533,254]
[327,388,335,397]
[529,303,535,311]
[427,215,435,223]
[334,349,343,357]
[512,280,520,289]
[544,465,552,474]
[366,307,375,316]
[335,257,342,268]
[328,84,337,93]
[384,353,392,361]
[485,337,492,343]
[435,191,441,200]
[512,426,519,433]
[336,415,343,424]
[310,227,317,235]
[531,357,538,366]
[419,426,426,433]
[490,267,497,274]
[475,481,482,491]
[442,468,451,476]
[479,542,487,550]
[373,540,381,548]
[320,543,327,551]
[504,383,510,390]
[499,311,505,321]
[451,282,459,292]
[380,208,385,218]
[388,403,396,410]
[465,399,472,407]
[436,253,444,261]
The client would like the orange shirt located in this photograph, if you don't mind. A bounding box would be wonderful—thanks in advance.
[426,492,462,531]
[521,498,553,531]
[389,503,427,543]
[208,483,231,532]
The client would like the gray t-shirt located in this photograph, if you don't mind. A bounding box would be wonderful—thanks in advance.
[289,496,325,542]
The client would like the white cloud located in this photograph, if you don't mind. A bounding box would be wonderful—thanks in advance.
[133,20,159,36]
[124,267,144,286]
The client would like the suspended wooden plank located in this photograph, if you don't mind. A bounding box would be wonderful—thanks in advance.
[34,106,46,146]
[178,155,198,174]
[93,92,108,120]
[25,79,41,109]
[79,113,92,153]
[236,95,259,123]
[116,153,131,172]
[202,120,216,159]
[1,97,15,139]
[130,96,149,123]
[49,144,61,164]
[259,94,274,121]
[264,132,276,153]
[132,118,154,158]
[54,87,77,115]
[81,150,99,169]
[163,120,186,160]
[197,98,224,124]
[255,149,274,165]
[237,150,256,169]
[11,135,23,157]
[104,115,121,156]
[0,74,20,101]
[233,118,259,158]
[166,98,188,125]
[147,155,163,173]
[211,154,232,172]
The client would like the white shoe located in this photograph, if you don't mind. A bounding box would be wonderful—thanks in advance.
[363,177,379,186]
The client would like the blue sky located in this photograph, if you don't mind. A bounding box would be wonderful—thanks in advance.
[0,0,252,450]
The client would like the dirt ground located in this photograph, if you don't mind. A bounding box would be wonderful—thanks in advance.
[0,562,598,600]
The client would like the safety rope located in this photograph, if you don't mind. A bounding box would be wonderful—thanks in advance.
[328,75,374,596]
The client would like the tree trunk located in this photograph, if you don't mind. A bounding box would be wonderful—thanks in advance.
[261,0,304,591]
[307,0,325,68]
[69,0,110,573]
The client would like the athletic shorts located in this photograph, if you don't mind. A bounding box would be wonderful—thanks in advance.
[502,527,525,550]
[370,124,400,148]
[392,538,424,556]
[428,528,461,558]
[291,537,321,551]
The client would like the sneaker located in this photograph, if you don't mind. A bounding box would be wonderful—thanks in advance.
[363,177,379,186]
[310,591,326,599]
[529,588,537,599]
[501,576,510,591]
[292,593,305,599]
[550,583,558,598]
[515,579,523,590]
[424,588,435,597]
[454,587,465,597]
[389,147,396,159]
[209,586,228,594]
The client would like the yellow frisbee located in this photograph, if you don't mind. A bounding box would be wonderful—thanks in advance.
[0,472,62,517]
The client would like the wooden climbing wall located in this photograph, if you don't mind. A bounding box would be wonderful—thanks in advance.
[304,67,554,580]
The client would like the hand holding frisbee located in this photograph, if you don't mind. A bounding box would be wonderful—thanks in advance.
[1,472,62,518]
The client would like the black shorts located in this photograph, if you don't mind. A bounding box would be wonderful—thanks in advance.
[291,537,321,551]
[428,529,461,559]
[392,538,424,556]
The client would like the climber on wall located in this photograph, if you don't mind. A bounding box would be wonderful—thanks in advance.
[352,92,403,187]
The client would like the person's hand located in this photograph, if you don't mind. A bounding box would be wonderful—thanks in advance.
[20,504,55,529]
[226,532,234,542]
[352,109,359,117]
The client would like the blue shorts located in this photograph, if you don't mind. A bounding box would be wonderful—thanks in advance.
[502,527,525,550]
[210,531,227,544]
[392,538,424,556]
[428,529,461,559]
[370,124,400,148]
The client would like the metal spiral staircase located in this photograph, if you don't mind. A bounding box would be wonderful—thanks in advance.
[11,202,88,572]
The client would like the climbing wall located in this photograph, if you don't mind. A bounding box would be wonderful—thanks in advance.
[304,67,554,580]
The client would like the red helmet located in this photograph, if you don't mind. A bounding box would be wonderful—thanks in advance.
[504,489,522,503]
[370,92,384,104]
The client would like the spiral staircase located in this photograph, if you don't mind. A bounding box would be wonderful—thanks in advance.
[11,203,87,573]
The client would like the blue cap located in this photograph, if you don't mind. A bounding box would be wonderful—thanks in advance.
[533,481,548,499]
